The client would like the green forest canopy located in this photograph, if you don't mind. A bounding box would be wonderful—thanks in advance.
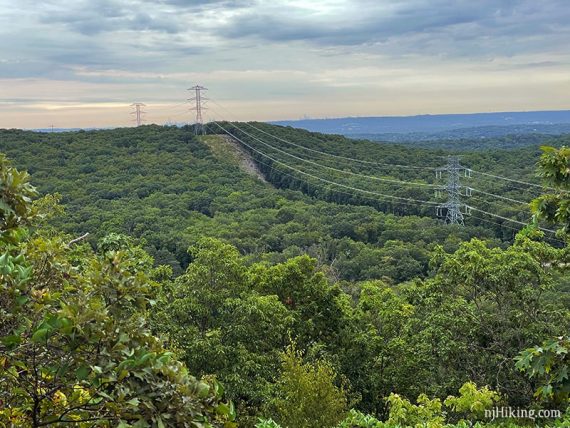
[0,125,569,427]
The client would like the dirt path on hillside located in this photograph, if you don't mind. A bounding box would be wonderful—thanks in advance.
[206,134,267,182]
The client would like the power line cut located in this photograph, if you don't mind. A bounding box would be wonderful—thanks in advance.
[208,100,557,199]
[205,106,559,238]
[213,121,440,207]
[130,103,146,127]
[207,100,438,170]
[188,85,208,135]
[248,143,562,244]
[436,156,470,225]
[246,144,439,212]
[224,122,440,189]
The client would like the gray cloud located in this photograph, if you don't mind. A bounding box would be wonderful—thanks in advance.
[0,0,569,128]
[215,0,570,57]
[155,0,254,9]
[219,1,486,44]
[39,0,184,35]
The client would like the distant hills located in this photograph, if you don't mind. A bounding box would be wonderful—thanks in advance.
[272,110,570,141]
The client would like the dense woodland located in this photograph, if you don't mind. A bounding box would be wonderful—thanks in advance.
[0,125,569,427]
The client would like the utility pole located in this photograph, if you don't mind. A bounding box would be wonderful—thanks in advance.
[130,103,146,127]
[436,156,471,225]
[188,85,207,135]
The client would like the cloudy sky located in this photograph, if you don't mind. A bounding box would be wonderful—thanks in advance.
[0,0,569,128]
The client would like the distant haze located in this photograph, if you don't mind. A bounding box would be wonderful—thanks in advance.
[1,0,569,129]
[273,110,570,135]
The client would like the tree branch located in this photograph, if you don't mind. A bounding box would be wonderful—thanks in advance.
[67,233,90,247]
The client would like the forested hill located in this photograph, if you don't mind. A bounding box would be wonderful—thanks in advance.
[1,125,569,427]
[0,124,556,282]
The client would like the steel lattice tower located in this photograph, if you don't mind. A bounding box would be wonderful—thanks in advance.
[436,156,471,225]
[130,103,146,127]
[188,85,208,135]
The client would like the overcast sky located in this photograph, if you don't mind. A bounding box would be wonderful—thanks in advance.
[0,0,569,128]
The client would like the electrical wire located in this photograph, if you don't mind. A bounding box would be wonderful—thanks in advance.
[466,205,557,234]
[466,214,523,233]
[208,99,438,170]
[211,99,555,195]
[213,121,440,207]
[468,187,530,205]
[206,108,566,245]
[222,117,539,209]
[246,144,439,212]
[469,169,556,192]
[210,121,566,245]
[223,121,441,189]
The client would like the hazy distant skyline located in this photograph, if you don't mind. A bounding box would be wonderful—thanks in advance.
[1,0,569,128]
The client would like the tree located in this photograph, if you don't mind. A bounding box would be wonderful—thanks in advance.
[517,145,570,406]
[531,145,570,234]
[153,238,295,424]
[338,281,415,416]
[0,155,235,427]
[401,236,568,403]
[515,336,569,404]
[269,344,348,428]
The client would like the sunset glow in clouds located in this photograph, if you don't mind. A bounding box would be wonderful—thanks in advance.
[0,0,569,128]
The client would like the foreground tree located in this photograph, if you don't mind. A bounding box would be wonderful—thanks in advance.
[531,145,570,234]
[516,336,570,404]
[405,236,569,403]
[0,155,235,427]
[517,146,569,406]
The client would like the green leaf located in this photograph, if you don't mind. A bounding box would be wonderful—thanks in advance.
[31,328,49,343]
[15,294,29,305]
[1,335,22,347]
[76,365,90,380]
[126,398,140,407]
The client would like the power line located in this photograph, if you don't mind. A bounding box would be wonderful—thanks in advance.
[468,195,529,213]
[205,102,564,240]
[253,145,557,243]
[213,121,440,207]
[212,120,565,243]
[208,100,558,196]
[469,169,555,192]
[243,142,440,212]
[466,205,557,234]
[467,213,523,233]
[466,208,566,245]
[224,122,441,189]
[468,187,530,205]
[208,100,438,171]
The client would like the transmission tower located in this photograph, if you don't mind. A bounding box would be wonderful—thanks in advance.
[188,85,208,135]
[130,103,146,127]
[436,156,471,225]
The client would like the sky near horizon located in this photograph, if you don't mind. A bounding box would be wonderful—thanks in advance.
[0,0,569,129]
